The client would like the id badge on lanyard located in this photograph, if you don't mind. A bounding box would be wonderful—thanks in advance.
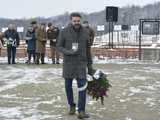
[72,43,78,51]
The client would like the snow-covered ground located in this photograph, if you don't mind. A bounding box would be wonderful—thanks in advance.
[1,56,159,65]
[0,62,160,120]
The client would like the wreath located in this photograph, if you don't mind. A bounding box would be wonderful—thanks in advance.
[87,70,112,105]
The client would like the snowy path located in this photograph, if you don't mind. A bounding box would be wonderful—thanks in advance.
[0,64,160,120]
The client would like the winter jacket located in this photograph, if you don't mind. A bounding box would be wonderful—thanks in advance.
[26,31,36,51]
[4,29,20,47]
[57,24,90,79]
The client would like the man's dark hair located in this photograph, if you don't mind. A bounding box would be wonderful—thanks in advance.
[70,12,81,19]
[83,21,89,24]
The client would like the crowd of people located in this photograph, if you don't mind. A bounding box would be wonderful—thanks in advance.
[0,19,94,66]
[0,21,60,65]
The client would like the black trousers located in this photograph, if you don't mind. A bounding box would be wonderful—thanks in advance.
[87,47,94,75]
[7,46,16,64]
[28,50,35,62]
[35,53,45,64]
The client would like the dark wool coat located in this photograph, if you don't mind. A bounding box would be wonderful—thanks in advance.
[47,27,59,46]
[86,27,95,65]
[4,29,20,47]
[57,24,90,79]
[26,31,36,51]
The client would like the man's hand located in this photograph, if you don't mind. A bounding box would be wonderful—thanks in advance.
[67,49,79,55]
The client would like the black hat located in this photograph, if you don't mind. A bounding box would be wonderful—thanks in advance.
[30,21,37,25]
[48,22,52,27]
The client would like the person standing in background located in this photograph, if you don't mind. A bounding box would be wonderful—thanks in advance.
[0,32,4,56]
[83,21,95,75]
[35,23,47,64]
[25,26,36,64]
[4,24,20,64]
[47,23,60,64]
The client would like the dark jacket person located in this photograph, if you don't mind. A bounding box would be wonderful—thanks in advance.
[47,23,60,64]
[83,21,95,75]
[4,24,20,64]
[25,26,36,63]
[57,12,90,119]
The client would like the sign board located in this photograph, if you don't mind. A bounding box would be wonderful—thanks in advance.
[142,21,159,35]
[97,25,105,31]
[131,25,139,31]
[114,25,121,31]
[122,25,129,31]
[61,26,65,29]
[17,27,24,32]
[121,32,128,38]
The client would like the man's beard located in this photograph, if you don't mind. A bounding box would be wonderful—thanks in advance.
[73,24,81,29]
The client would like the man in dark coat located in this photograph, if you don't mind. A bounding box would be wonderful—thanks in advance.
[4,24,20,64]
[25,26,36,64]
[83,21,95,75]
[47,23,60,64]
[57,12,90,119]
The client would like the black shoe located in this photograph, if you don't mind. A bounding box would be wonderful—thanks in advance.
[35,61,39,65]
[56,61,60,64]
[26,60,30,64]
[52,59,55,64]
[77,111,90,119]
[69,105,76,115]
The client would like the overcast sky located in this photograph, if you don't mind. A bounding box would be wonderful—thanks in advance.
[0,0,160,19]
